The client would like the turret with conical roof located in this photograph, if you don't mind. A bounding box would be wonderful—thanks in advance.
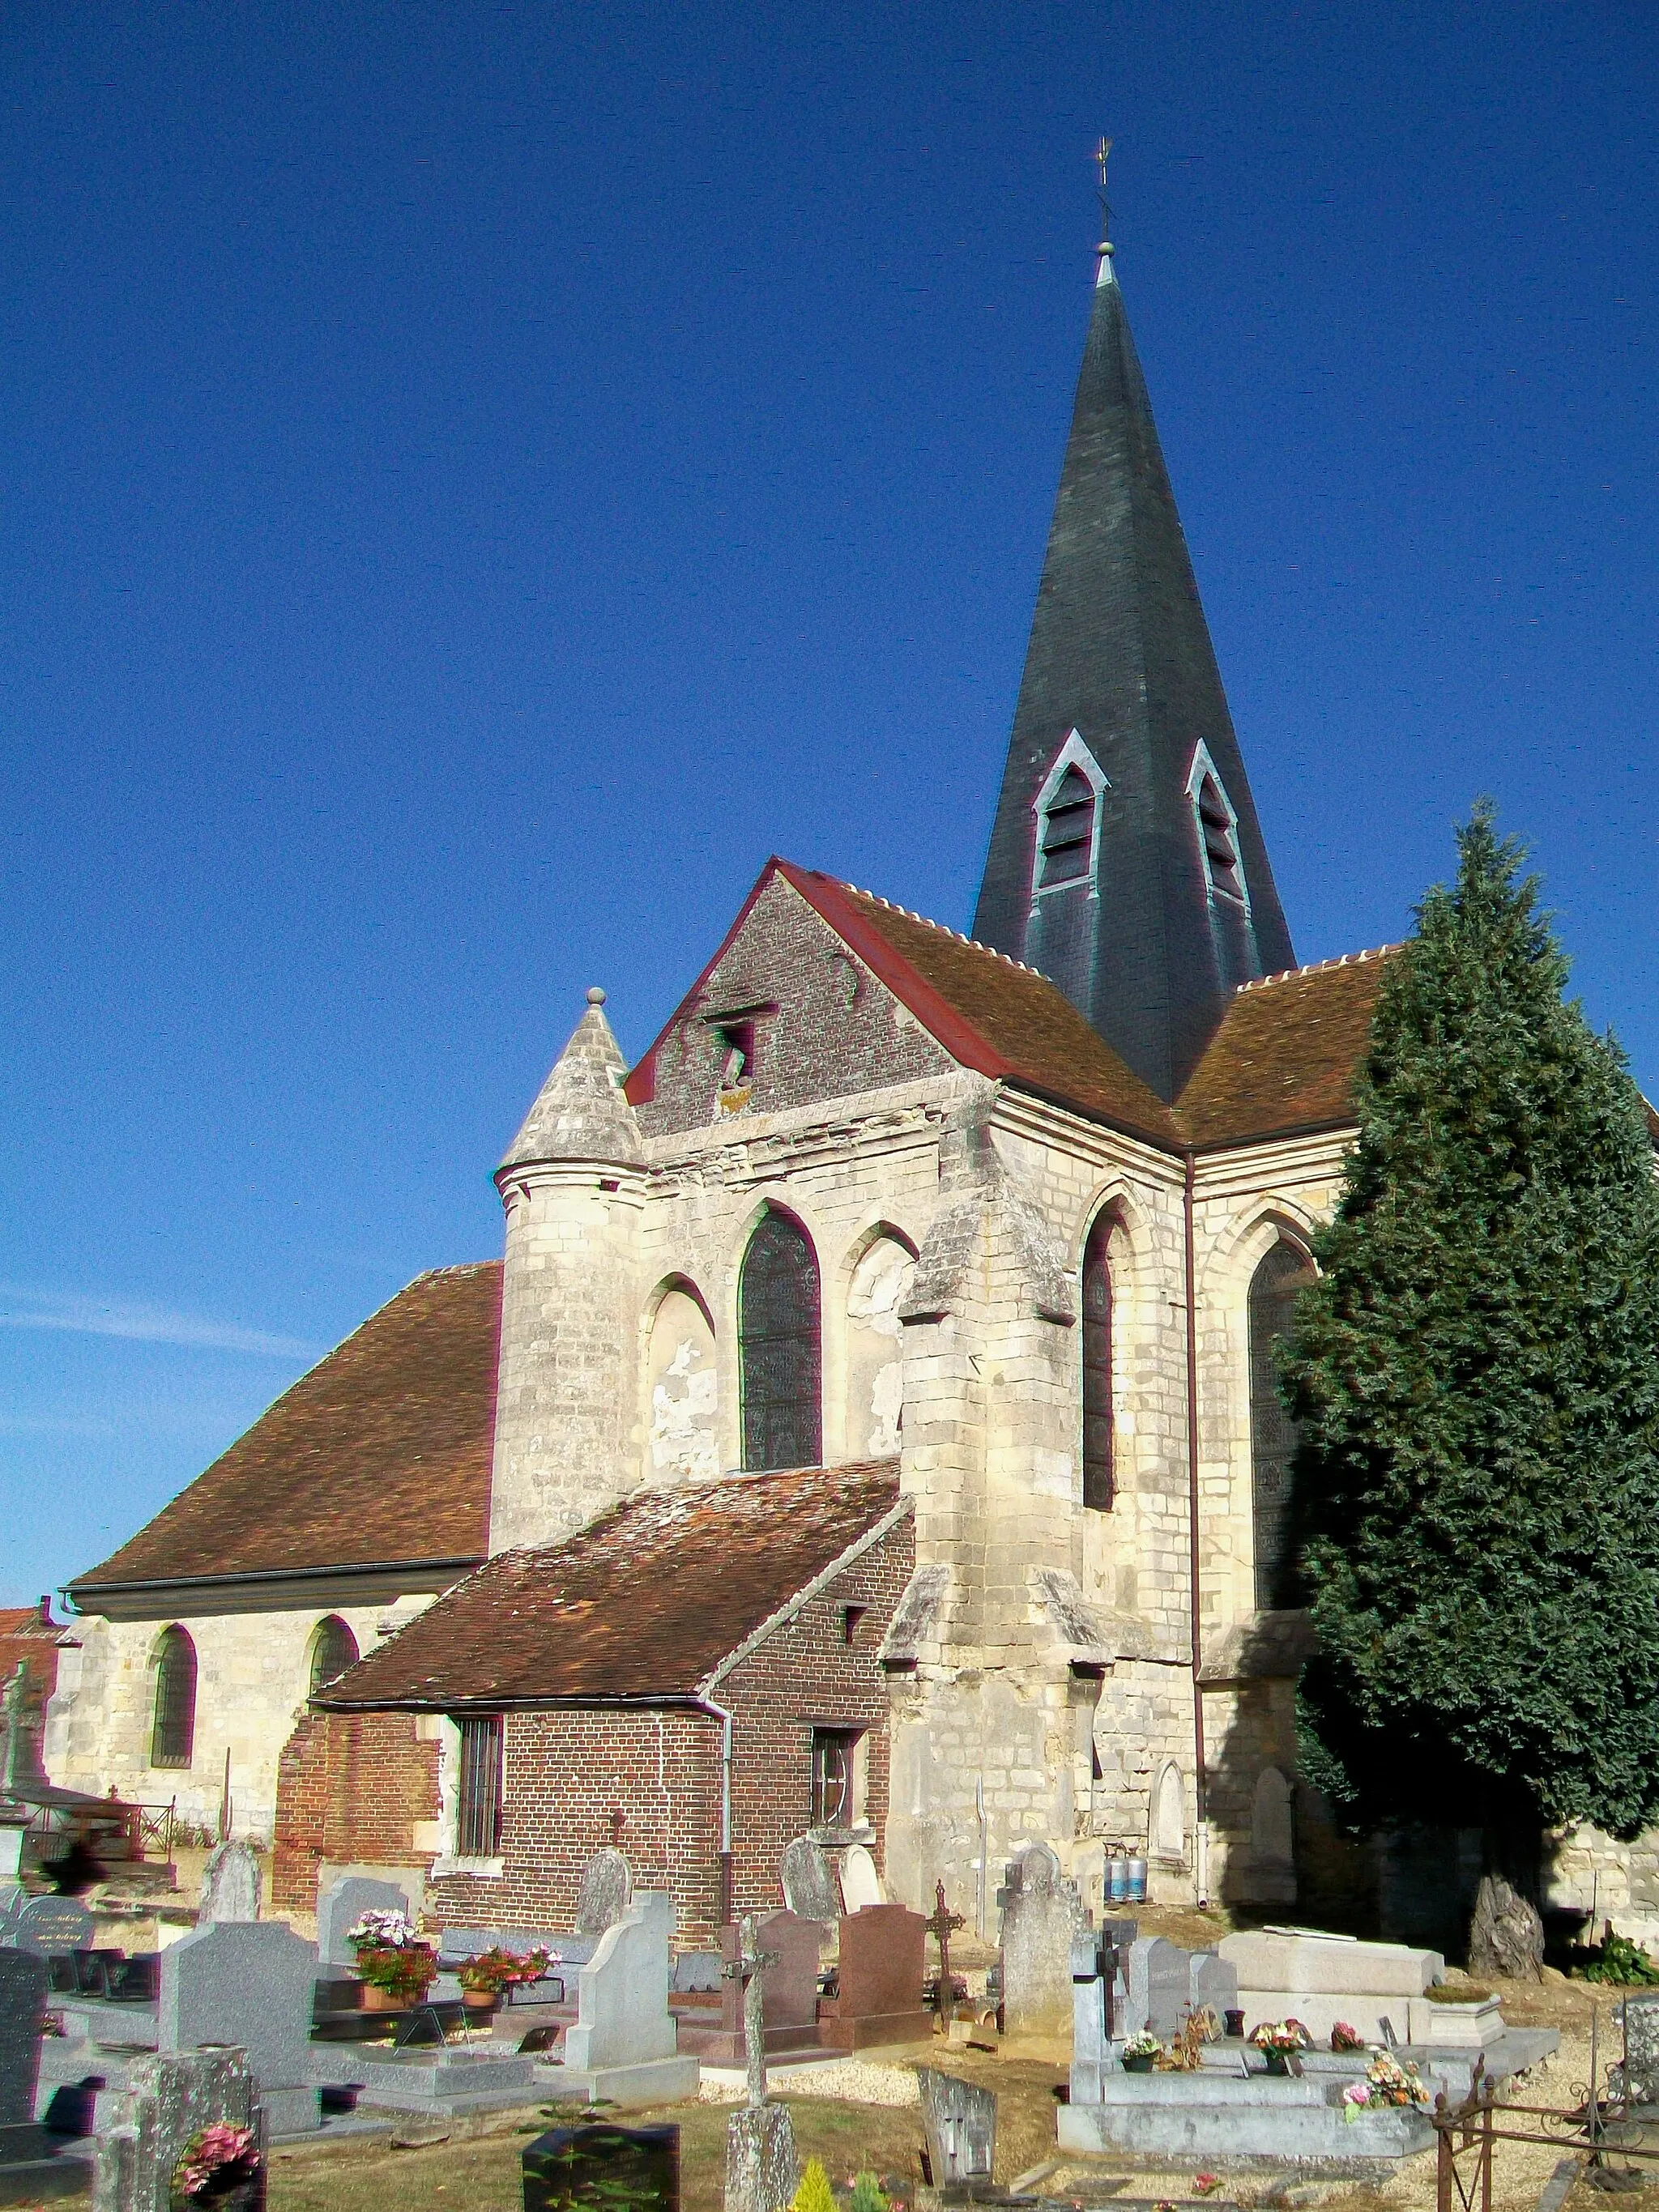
[972,225,1295,1102]
[488,989,646,1554]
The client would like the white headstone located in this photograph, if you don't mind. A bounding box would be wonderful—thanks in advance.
[563,1890,679,2071]
[198,1839,262,1925]
[838,1843,882,1913]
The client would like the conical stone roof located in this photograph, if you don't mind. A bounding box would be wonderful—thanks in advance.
[500,989,646,1172]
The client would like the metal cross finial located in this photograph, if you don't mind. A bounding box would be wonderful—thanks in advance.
[721,1911,782,2110]
[1096,135,1114,254]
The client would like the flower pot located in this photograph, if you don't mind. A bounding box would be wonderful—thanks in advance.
[1261,2050,1292,2075]
[360,1983,405,2013]
[1121,2053,1157,2073]
[462,1988,497,2014]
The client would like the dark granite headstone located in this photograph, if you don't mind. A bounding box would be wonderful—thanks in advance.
[709,1912,821,2060]
[821,1903,932,2051]
[918,2066,996,2186]
[522,2120,678,2212]
[779,1835,839,1924]
[572,1848,632,1937]
[0,1950,47,2126]
[13,1896,93,1956]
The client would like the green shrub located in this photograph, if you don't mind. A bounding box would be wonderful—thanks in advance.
[790,2159,837,2212]
[850,2175,889,2212]
[1581,1933,1659,1986]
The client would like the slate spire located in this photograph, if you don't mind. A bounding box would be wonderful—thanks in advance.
[971,234,1295,1102]
[501,987,645,1171]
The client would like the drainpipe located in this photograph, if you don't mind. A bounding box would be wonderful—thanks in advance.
[1184,1147,1209,1907]
[701,1694,736,1925]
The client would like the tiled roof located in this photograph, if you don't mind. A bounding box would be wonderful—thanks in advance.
[1175,950,1398,1149]
[69,1264,501,1597]
[316,1461,906,1709]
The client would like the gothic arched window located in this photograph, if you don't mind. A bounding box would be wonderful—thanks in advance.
[739,1209,822,1473]
[1248,1238,1316,1609]
[308,1616,359,1696]
[151,1626,197,1770]
[1188,744,1247,906]
[1081,1210,1115,1511]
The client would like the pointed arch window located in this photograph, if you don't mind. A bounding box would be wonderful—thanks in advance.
[739,1208,822,1472]
[1188,744,1248,907]
[1248,1238,1316,1609]
[151,1626,197,1770]
[308,1616,359,1696]
[1032,733,1108,901]
[1081,1210,1115,1511]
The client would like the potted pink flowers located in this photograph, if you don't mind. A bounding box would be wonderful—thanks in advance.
[169,2122,261,2208]
[1341,2051,1428,2120]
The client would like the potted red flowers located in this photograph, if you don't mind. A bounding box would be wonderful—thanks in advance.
[456,1943,558,2013]
[344,1909,437,2011]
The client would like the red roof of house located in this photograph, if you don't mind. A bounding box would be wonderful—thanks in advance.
[314,1461,907,1710]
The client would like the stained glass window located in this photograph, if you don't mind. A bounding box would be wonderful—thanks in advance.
[739,1211,822,1472]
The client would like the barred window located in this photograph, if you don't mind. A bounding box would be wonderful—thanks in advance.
[810,1727,864,1829]
[1081,1211,1115,1511]
[308,1616,359,1696]
[1249,1240,1316,1608]
[456,1714,504,1857]
[739,1210,822,1473]
[151,1626,197,1770]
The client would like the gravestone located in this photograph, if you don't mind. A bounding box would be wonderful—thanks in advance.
[12,1894,94,1956]
[198,1839,262,1925]
[838,1843,881,1913]
[0,1879,24,1936]
[780,1835,839,1924]
[0,1817,24,1886]
[997,1843,1082,2037]
[1468,1875,1544,1983]
[821,1903,931,2050]
[1618,1996,1659,2108]
[316,1873,408,1967]
[160,1920,320,2135]
[918,2066,996,2188]
[1069,1922,1137,2106]
[1125,1935,1193,2040]
[573,1847,632,1937]
[706,1912,821,2061]
[523,2120,679,2212]
[557,1890,697,2100]
[0,1949,47,2125]
[94,2048,262,2212]
[1190,1950,1240,2022]
[723,1912,799,2212]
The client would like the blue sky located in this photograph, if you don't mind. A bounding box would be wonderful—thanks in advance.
[3,1,1657,1604]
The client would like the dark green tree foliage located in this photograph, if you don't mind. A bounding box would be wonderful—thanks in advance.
[1283,804,1659,1839]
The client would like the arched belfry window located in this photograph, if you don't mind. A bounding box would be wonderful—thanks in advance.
[309,1616,359,1696]
[1081,1210,1115,1511]
[1188,743,1248,907]
[1032,733,1108,901]
[1248,1238,1316,1609]
[151,1626,197,1770]
[739,1209,822,1473]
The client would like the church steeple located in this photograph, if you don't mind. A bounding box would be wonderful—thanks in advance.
[972,207,1294,1102]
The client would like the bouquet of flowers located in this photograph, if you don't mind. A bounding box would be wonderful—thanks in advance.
[1342,2052,1428,2120]
[346,1909,437,2000]
[1249,2020,1311,2054]
[171,2122,259,2202]
[1330,2021,1367,2052]
[457,1943,560,1995]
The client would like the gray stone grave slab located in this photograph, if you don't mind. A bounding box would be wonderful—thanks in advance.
[198,1840,262,1926]
[160,1919,320,2136]
[0,1950,47,2126]
[316,1874,409,1967]
[918,2066,996,2187]
[1125,1935,1192,2040]
[572,1848,632,1937]
[779,1837,838,1925]
[1190,1950,1239,2022]
[12,1897,93,1957]
[997,1842,1081,2037]
[94,2047,262,2212]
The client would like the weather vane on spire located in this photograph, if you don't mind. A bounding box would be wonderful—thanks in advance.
[1095,135,1114,258]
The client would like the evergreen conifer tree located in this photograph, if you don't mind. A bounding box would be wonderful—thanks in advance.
[1283,803,1659,1842]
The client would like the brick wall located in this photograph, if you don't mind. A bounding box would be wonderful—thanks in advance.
[271,1707,441,1912]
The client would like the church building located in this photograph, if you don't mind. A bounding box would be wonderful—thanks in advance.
[50,220,1401,1945]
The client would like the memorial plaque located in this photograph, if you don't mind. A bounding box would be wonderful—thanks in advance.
[918,2067,996,2186]
[522,2120,679,2211]
[13,1895,94,1956]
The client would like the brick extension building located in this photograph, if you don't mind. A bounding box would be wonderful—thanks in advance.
[54,224,1414,1937]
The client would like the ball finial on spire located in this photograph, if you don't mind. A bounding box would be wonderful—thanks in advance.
[586,986,607,1006]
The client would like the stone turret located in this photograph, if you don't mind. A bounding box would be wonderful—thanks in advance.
[488,988,646,1554]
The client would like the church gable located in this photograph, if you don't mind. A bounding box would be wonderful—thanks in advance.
[627,863,957,1135]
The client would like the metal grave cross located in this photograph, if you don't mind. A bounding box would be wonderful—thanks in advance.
[721,1911,781,2109]
[926,1880,966,2017]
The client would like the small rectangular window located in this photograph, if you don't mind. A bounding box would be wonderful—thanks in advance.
[810,1726,865,1829]
[456,1714,504,1856]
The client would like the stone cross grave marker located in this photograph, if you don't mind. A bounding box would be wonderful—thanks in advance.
[918,2065,996,2188]
[779,1835,839,1924]
[926,1879,965,2018]
[94,2047,262,2212]
[12,1894,94,1957]
[722,1913,799,2212]
[198,1839,262,1926]
[523,2121,680,2212]
[316,1874,408,1968]
[0,1947,48,2126]
[573,1846,633,1936]
[160,1920,321,2136]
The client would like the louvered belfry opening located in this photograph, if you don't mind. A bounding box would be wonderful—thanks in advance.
[1038,765,1096,890]
[457,1712,505,1856]
[1248,1239,1316,1608]
[1081,1210,1115,1510]
[1198,774,1244,901]
[308,1615,359,1696]
[150,1626,197,1769]
[739,1208,823,1473]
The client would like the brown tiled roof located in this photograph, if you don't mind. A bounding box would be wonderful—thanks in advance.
[317,1461,906,1710]
[70,1264,501,1596]
[1176,951,1397,1149]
